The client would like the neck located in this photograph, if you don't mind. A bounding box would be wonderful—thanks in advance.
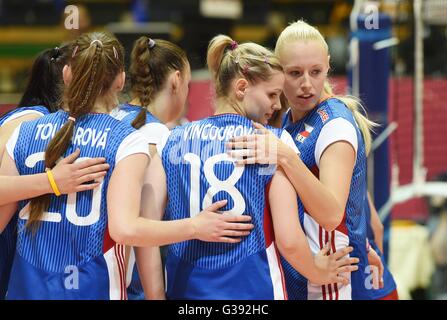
[290,109,309,123]
[290,92,332,123]
[130,92,170,123]
[214,98,246,118]
[93,95,118,114]
[62,95,118,115]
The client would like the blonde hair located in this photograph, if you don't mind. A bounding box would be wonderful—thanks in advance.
[207,34,283,99]
[276,20,377,154]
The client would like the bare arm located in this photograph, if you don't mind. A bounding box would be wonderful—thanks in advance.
[276,141,354,231]
[0,149,109,206]
[368,192,384,253]
[0,114,41,162]
[107,153,253,247]
[270,168,357,285]
[135,148,167,299]
[228,123,356,231]
[0,152,20,231]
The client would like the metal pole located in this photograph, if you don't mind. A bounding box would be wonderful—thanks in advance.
[413,0,425,185]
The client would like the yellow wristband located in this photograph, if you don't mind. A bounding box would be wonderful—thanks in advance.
[46,168,61,196]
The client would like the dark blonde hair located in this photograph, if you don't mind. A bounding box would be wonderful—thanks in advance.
[207,34,283,99]
[27,32,124,231]
[129,36,188,129]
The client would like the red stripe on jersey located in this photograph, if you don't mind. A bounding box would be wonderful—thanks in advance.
[103,225,116,253]
[319,226,326,300]
[274,244,289,300]
[115,245,126,300]
[328,284,333,300]
[264,182,288,299]
[331,230,339,300]
[322,283,327,300]
[121,245,128,300]
[335,210,348,236]
[263,182,274,247]
[310,165,320,178]
[325,230,332,300]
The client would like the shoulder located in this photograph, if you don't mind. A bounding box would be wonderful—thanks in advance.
[0,106,49,126]
[319,98,355,123]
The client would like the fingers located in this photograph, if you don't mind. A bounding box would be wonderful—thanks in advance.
[77,163,110,178]
[228,135,257,143]
[226,141,256,150]
[220,230,251,237]
[334,275,350,286]
[75,182,101,192]
[227,149,255,160]
[221,214,252,223]
[223,222,254,231]
[205,199,228,212]
[234,157,258,166]
[77,171,107,184]
[336,265,359,274]
[218,237,242,244]
[74,157,108,170]
[60,148,80,164]
[319,242,331,256]
[335,256,359,268]
[332,246,354,260]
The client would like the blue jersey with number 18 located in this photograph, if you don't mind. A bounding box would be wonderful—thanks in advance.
[161,113,298,300]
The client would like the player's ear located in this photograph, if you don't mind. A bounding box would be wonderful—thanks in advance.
[62,65,72,85]
[234,78,248,101]
[115,71,126,92]
[171,70,181,93]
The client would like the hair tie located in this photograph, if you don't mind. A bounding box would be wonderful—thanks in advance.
[148,38,156,49]
[230,40,238,51]
[263,55,270,65]
[90,39,103,47]
[242,65,250,75]
[68,116,76,123]
[72,45,79,58]
[112,46,118,59]
[51,47,61,61]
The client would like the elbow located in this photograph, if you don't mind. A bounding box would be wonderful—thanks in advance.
[321,211,344,232]
[375,222,384,234]
[109,223,136,246]
[276,237,300,258]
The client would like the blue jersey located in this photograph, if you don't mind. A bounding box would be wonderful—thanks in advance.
[0,105,49,300]
[281,98,370,300]
[0,106,48,127]
[161,114,296,300]
[5,110,148,300]
[364,200,397,299]
[111,103,169,146]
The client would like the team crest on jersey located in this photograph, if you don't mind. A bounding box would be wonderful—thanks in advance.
[296,123,314,143]
[317,109,330,123]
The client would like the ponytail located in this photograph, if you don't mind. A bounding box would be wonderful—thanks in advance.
[130,36,187,129]
[323,81,378,155]
[27,32,124,231]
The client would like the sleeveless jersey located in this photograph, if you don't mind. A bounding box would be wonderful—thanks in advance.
[0,105,49,300]
[281,98,371,300]
[5,110,148,300]
[161,113,298,300]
